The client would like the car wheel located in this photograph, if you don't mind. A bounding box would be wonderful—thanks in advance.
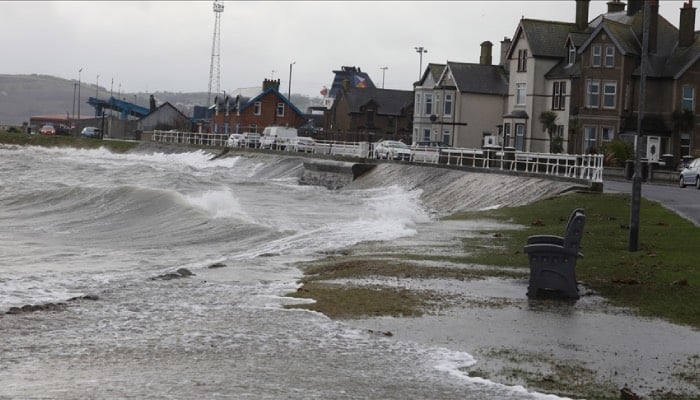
[679,175,686,188]
[696,176,700,190]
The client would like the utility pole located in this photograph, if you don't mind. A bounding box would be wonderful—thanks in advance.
[629,1,651,251]
[380,66,388,89]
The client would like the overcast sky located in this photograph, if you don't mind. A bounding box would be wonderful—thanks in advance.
[2,1,697,99]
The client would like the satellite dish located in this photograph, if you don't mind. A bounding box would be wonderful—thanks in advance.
[429,114,437,122]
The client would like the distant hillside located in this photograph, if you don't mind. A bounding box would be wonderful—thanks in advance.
[0,74,323,126]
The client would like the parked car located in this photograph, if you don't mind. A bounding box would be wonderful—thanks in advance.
[679,157,700,189]
[39,125,56,135]
[290,137,316,153]
[243,132,261,148]
[226,133,244,147]
[374,140,412,161]
[81,126,101,138]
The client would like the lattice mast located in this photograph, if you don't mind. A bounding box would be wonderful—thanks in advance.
[207,0,224,106]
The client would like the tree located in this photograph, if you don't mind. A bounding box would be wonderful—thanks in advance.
[539,111,562,153]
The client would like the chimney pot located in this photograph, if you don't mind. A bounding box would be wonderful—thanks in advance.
[480,41,493,65]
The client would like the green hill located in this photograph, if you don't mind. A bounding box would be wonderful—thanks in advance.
[0,74,322,126]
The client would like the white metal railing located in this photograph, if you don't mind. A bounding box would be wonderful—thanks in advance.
[150,131,603,183]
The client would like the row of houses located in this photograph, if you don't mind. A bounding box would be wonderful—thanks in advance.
[210,0,698,165]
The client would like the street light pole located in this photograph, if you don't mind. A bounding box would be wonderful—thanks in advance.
[288,61,296,100]
[77,67,83,120]
[96,74,99,99]
[380,66,388,89]
[629,1,651,251]
[414,46,427,80]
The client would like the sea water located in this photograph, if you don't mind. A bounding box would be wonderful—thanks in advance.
[0,144,567,399]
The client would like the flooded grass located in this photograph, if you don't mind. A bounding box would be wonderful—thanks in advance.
[1,131,139,153]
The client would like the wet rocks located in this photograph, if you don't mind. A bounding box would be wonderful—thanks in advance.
[4,294,100,316]
[208,262,227,269]
[151,268,195,280]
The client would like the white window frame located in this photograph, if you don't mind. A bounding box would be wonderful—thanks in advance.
[603,81,617,109]
[503,123,511,148]
[415,94,422,117]
[587,79,600,108]
[254,102,262,116]
[591,44,602,67]
[604,45,615,68]
[516,83,526,106]
[422,128,431,141]
[682,85,695,112]
[517,49,528,72]
[584,126,597,153]
[568,45,576,65]
[276,102,285,117]
[444,93,453,117]
[424,93,433,115]
[601,126,614,142]
[515,123,526,151]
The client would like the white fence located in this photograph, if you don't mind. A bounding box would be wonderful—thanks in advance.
[151,130,604,183]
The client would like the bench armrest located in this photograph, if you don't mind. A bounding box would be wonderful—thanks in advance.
[523,243,579,257]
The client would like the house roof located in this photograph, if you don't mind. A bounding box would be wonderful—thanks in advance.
[443,62,508,96]
[142,101,189,120]
[664,32,700,79]
[240,87,304,116]
[327,66,375,99]
[509,19,578,59]
[417,63,446,86]
[342,88,413,116]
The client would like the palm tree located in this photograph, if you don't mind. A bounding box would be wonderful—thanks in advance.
[539,111,562,153]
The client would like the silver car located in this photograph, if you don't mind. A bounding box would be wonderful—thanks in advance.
[374,140,411,161]
[679,158,700,189]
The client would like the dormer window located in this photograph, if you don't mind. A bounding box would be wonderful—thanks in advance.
[568,45,576,65]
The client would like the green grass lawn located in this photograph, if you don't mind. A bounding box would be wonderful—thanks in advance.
[450,191,700,329]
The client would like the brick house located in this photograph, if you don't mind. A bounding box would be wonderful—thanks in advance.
[324,80,414,143]
[502,0,699,162]
[210,79,305,135]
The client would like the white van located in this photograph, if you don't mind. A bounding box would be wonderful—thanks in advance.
[261,126,298,150]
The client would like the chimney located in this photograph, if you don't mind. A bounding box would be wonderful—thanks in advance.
[649,0,659,54]
[607,0,626,13]
[679,1,697,47]
[262,78,280,92]
[500,37,512,67]
[480,41,493,65]
[628,0,642,16]
[576,0,590,31]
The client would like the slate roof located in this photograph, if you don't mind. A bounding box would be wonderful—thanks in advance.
[663,32,700,78]
[511,19,578,59]
[445,62,508,96]
[328,66,376,99]
[342,88,413,116]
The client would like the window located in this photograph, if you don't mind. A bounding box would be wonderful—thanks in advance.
[552,81,566,110]
[224,123,229,134]
[213,123,218,134]
[515,124,526,151]
[517,49,528,72]
[516,83,527,105]
[591,44,602,67]
[254,102,262,116]
[587,79,600,108]
[556,125,565,138]
[276,102,285,117]
[601,126,614,142]
[603,81,617,109]
[422,128,431,141]
[682,85,695,111]
[681,133,691,157]
[604,45,615,67]
[444,94,453,117]
[442,130,451,146]
[415,94,421,116]
[434,94,440,117]
[584,126,597,153]
[503,123,511,148]
[424,93,433,115]
[568,45,576,65]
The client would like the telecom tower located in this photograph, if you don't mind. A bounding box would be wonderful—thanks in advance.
[208,0,224,106]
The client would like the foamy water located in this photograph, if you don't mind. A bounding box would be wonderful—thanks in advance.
[0,144,571,399]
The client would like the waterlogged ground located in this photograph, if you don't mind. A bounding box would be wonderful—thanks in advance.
[293,217,700,399]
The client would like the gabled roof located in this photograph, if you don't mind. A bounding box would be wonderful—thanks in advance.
[142,101,189,120]
[417,63,446,87]
[664,32,700,79]
[342,88,413,116]
[240,87,304,116]
[508,19,578,60]
[440,62,508,96]
[327,66,375,99]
